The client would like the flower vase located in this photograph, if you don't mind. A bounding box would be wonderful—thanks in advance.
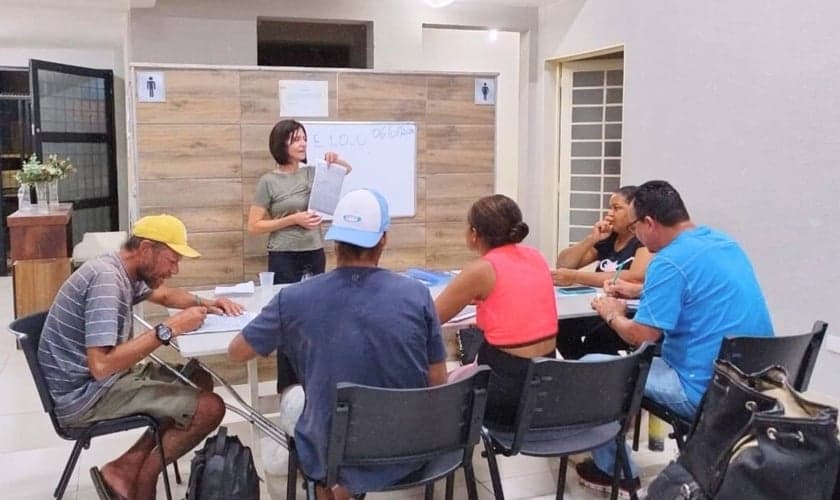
[34,182,49,213]
[17,183,34,212]
[48,178,61,207]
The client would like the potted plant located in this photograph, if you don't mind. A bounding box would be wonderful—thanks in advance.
[14,154,75,212]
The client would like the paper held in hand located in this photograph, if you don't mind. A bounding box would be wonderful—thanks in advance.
[307,160,347,218]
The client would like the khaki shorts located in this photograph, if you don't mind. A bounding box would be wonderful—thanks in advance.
[74,363,200,429]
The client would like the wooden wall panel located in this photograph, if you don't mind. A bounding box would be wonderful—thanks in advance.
[139,179,242,209]
[136,124,241,180]
[133,66,496,291]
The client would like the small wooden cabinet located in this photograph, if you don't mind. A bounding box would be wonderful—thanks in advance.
[7,204,73,317]
[13,257,71,317]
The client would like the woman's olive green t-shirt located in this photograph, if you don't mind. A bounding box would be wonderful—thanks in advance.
[252,167,323,252]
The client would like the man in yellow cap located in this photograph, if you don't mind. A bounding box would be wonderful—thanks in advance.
[38,214,243,500]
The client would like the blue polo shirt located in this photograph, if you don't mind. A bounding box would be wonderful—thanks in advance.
[634,226,773,405]
[241,267,446,493]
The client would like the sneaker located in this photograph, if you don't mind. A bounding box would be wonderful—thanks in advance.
[575,458,641,498]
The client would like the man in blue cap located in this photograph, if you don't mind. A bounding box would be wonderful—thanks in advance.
[229,189,447,500]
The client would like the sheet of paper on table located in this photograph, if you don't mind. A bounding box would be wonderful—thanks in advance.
[188,312,257,335]
[214,281,255,295]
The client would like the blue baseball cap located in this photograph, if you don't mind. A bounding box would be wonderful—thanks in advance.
[325,189,391,248]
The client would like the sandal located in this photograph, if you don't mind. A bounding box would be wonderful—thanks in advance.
[89,466,121,500]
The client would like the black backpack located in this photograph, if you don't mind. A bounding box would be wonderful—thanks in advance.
[187,426,260,499]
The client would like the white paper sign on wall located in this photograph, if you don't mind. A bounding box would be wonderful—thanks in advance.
[279,80,329,117]
[474,78,496,105]
[136,72,166,102]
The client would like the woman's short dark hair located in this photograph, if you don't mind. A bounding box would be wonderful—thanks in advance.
[269,120,307,166]
[628,180,690,226]
[614,185,637,202]
[468,194,529,249]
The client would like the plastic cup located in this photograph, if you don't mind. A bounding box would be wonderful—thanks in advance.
[258,271,275,288]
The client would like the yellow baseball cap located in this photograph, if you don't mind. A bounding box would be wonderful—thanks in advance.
[132,214,200,258]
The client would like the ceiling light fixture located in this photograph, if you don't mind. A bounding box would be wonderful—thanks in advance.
[424,0,456,7]
[488,29,499,42]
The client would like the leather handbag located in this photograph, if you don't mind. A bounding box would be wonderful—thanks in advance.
[649,360,840,500]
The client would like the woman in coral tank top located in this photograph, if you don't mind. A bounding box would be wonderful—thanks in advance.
[436,194,557,428]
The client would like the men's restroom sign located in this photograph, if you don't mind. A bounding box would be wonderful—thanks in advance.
[474,78,496,105]
[136,72,166,102]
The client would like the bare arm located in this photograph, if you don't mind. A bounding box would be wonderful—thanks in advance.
[591,296,662,346]
[228,333,258,362]
[428,361,448,386]
[556,220,612,269]
[86,306,207,380]
[147,284,244,315]
[434,259,495,324]
[553,244,653,287]
[247,205,320,235]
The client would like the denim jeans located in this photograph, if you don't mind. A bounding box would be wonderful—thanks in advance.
[583,355,697,479]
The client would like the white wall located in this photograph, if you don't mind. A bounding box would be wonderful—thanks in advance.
[130,0,538,68]
[0,4,130,230]
[538,0,840,394]
[420,28,520,198]
[128,0,539,218]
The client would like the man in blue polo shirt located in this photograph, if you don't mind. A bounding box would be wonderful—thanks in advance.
[228,189,447,500]
[576,180,773,495]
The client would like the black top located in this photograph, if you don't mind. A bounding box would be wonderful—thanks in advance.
[593,232,643,273]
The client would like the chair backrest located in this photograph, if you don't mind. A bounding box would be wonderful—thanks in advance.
[325,365,491,487]
[509,342,656,453]
[8,311,67,435]
[718,321,827,391]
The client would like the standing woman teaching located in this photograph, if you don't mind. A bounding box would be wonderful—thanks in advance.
[247,119,351,390]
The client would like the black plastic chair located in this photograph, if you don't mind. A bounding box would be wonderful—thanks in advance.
[634,321,828,452]
[287,366,491,500]
[481,343,655,500]
[10,311,176,500]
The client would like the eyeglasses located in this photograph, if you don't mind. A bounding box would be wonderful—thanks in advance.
[627,217,642,233]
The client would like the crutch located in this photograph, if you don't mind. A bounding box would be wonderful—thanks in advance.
[134,314,289,448]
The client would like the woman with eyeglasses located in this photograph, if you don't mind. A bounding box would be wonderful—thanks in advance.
[435,194,557,429]
[247,119,352,392]
[552,185,652,359]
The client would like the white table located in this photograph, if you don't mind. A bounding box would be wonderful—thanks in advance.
[176,283,604,409]
[175,284,284,414]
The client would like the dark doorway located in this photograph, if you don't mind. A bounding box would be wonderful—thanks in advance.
[257,19,370,69]
[30,59,119,245]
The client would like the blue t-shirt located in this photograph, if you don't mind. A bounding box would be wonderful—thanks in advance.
[634,226,773,406]
[242,266,446,493]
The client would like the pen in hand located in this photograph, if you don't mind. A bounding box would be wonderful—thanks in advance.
[611,256,634,285]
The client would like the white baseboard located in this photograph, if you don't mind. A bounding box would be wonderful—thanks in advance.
[823,334,840,355]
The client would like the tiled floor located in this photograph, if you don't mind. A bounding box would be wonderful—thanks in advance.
[4,275,837,499]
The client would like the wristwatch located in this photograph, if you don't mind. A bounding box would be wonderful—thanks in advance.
[155,323,173,346]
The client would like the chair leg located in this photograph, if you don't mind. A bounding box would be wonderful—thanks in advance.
[463,462,479,500]
[172,460,182,485]
[610,436,622,500]
[153,427,173,500]
[424,482,435,500]
[556,456,568,500]
[287,445,299,500]
[480,429,505,500]
[632,409,642,451]
[306,479,317,500]
[54,439,86,499]
[616,439,639,500]
[445,473,455,500]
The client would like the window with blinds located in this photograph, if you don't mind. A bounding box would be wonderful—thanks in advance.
[558,61,624,246]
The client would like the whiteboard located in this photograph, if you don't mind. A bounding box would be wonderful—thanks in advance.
[302,121,416,217]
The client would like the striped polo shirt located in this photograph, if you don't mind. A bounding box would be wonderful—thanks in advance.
[38,252,151,425]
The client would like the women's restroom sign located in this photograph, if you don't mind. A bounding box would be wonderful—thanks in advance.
[136,72,166,102]
[474,78,496,105]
